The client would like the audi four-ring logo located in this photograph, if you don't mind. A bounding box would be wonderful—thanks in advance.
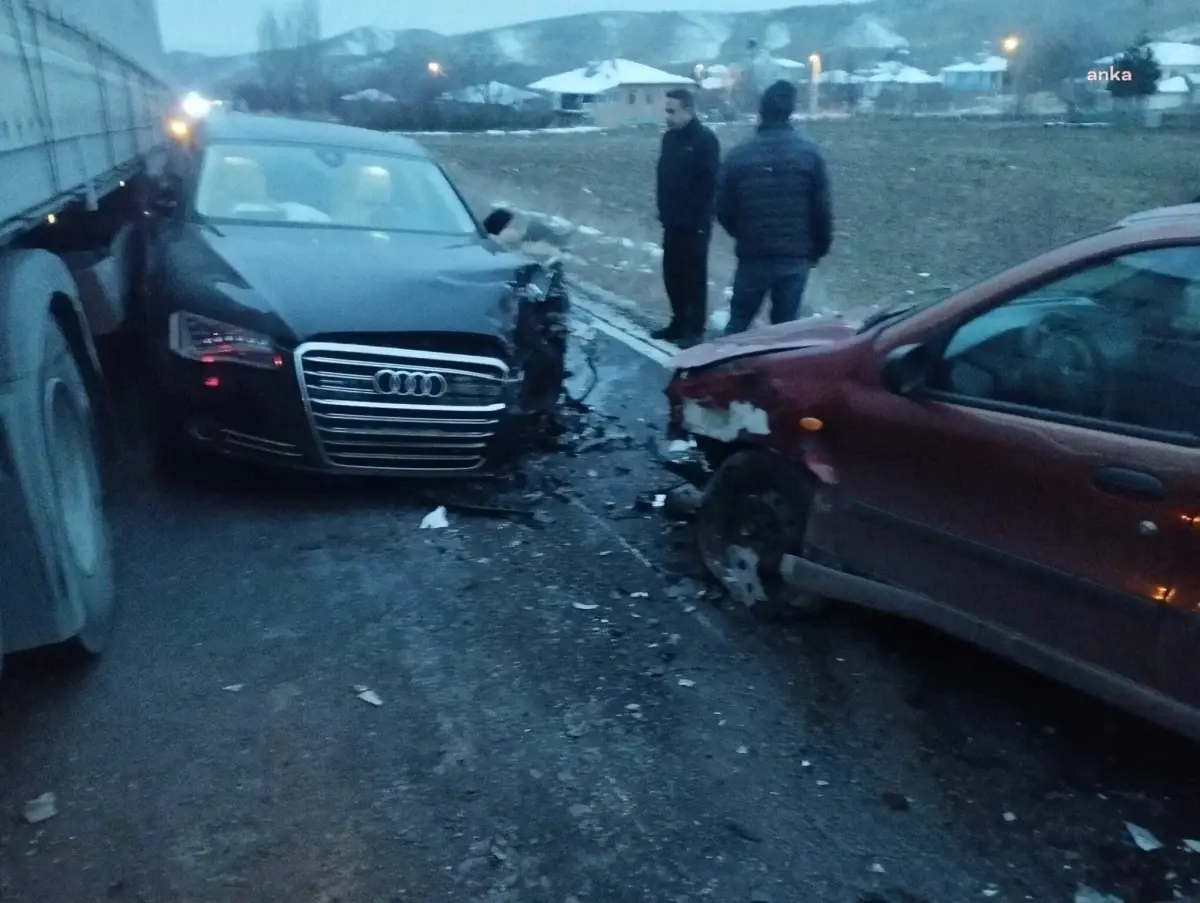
[372,369,449,397]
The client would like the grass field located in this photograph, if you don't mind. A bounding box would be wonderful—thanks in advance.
[421,119,1198,326]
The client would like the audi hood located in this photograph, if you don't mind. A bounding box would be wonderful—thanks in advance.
[159,222,535,343]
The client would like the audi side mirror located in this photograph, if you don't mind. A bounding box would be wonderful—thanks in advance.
[482,207,514,236]
[880,343,929,396]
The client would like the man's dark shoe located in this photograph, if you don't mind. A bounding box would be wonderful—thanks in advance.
[651,325,682,341]
[675,333,705,349]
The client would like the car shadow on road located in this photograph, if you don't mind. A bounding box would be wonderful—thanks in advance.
[0,649,104,747]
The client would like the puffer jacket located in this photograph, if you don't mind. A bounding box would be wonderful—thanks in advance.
[656,117,721,231]
[715,122,833,261]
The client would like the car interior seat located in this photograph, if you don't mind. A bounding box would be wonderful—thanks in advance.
[331,165,392,227]
[1108,262,1200,435]
[204,156,272,218]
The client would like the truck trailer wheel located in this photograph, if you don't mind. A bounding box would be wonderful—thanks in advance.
[42,321,116,656]
[696,449,829,622]
[8,319,117,661]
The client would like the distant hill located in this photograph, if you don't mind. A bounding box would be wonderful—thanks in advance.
[166,1,1200,97]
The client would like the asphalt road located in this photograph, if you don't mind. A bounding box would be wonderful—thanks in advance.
[1,301,1199,903]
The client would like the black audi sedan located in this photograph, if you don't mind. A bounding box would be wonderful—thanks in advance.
[135,112,568,475]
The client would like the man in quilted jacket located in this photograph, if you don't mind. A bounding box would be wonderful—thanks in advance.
[716,80,833,335]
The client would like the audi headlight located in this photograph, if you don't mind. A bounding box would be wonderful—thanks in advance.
[168,312,282,369]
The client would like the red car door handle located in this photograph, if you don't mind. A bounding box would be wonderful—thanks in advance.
[1093,466,1164,502]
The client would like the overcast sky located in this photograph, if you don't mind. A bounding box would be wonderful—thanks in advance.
[155,0,798,55]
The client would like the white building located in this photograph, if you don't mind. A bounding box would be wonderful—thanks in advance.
[940,55,1007,93]
[859,62,942,107]
[528,58,695,126]
[1090,42,1200,111]
[1094,42,1200,81]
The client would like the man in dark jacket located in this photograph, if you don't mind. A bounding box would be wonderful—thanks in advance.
[716,80,832,335]
[654,88,721,347]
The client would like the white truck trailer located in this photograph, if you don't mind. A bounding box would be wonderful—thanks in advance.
[0,0,173,671]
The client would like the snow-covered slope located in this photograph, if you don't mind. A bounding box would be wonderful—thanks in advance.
[836,14,908,50]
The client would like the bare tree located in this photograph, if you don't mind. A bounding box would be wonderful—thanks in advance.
[254,1,324,112]
[450,37,505,104]
[256,8,284,104]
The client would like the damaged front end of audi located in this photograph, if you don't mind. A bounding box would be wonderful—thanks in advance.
[506,256,570,420]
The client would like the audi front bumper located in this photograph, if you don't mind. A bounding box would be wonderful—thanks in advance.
[146,339,534,476]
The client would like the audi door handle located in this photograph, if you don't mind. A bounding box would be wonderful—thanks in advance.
[1093,466,1164,502]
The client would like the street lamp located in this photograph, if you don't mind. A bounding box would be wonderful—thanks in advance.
[808,53,822,116]
[1000,35,1021,117]
[427,60,442,76]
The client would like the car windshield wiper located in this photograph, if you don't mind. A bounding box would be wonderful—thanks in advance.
[194,215,224,237]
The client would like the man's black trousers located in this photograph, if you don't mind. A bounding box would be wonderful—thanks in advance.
[661,226,710,337]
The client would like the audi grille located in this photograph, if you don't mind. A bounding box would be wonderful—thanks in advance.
[295,342,510,471]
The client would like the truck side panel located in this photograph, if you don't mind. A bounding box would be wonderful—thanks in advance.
[35,0,168,80]
[0,0,170,241]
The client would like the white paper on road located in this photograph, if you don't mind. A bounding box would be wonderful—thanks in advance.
[419,506,449,529]
[22,792,57,824]
[1124,821,1163,851]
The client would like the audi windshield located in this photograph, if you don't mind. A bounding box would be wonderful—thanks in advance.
[192,142,480,235]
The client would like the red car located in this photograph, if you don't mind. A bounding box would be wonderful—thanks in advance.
[665,203,1200,741]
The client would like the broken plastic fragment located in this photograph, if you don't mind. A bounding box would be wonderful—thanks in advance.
[1125,822,1162,851]
[572,602,599,611]
[681,399,770,442]
[22,792,57,824]
[419,506,449,529]
[222,684,244,692]
[677,678,695,687]
[1183,838,1200,853]
[355,688,384,706]
[1074,887,1122,903]
[652,494,666,508]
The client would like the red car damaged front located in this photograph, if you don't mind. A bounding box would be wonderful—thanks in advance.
[662,312,886,622]
[664,311,874,462]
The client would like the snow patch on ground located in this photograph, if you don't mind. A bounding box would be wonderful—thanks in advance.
[669,13,734,63]
[394,126,603,137]
[484,126,604,135]
[491,28,530,63]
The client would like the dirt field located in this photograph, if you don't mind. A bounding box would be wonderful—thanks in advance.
[421,119,1197,327]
